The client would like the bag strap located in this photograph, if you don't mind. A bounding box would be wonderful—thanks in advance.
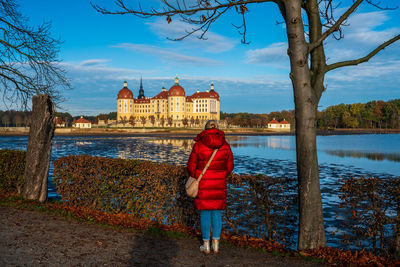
[197,149,218,182]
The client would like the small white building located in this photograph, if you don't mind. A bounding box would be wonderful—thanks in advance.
[268,119,280,129]
[73,116,92,128]
[268,119,291,130]
[279,119,291,130]
[55,117,66,128]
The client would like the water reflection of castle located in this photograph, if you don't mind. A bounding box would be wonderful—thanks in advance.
[148,139,194,150]
[116,136,295,163]
[229,137,293,150]
[148,136,294,151]
[116,138,192,164]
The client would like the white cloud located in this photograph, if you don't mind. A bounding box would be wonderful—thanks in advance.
[79,59,111,67]
[325,10,400,63]
[146,18,237,53]
[245,42,288,67]
[59,61,144,83]
[327,59,400,82]
[113,43,223,66]
[344,11,399,45]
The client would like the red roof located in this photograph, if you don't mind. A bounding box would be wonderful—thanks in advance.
[118,87,133,99]
[55,117,65,124]
[168,85,185,96]
[280,120,289,124]
[153,90,168,99]
[190,91,209,99]
[185,96,193,102]
[188,90,219,100]
[268,119,279,124]
[134,98,150,103]
[209,90,220,100]
[75,117,91,124]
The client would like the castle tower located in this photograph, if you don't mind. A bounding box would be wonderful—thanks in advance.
[138,77,145,99]
[117,81,134,121]
[167,76,186,126]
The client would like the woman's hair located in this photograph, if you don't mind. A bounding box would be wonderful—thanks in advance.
[205,120,218,130]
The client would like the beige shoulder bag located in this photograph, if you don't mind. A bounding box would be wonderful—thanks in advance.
[185,149,218,198]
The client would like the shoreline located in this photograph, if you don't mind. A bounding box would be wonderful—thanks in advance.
[0,127,399,137]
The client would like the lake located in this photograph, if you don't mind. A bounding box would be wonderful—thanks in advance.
[1,133,399,247]
[1,133,399,197]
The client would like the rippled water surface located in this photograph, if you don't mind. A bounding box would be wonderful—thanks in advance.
[1,133,399,247]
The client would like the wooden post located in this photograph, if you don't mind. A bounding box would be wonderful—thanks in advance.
[22,95,55,202]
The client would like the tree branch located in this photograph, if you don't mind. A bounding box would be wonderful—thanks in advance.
[0,0,70,108]
[91,0,272,17]
[327,34,400,72]
[309,0,364,52]
[92,0,278,43]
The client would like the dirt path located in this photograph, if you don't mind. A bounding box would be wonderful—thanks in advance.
[0,205,326,267]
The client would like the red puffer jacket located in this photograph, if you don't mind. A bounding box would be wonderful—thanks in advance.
[186,128,234,210]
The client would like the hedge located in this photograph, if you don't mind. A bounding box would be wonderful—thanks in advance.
[0,149,26,193]
[53,155,297,246]
[338,177,400,254]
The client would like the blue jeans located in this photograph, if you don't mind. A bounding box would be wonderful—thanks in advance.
[200,210,222,241]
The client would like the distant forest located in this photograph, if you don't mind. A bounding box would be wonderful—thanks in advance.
[0,111,117,127]
[222,99,400,129]
[1,99,399,129]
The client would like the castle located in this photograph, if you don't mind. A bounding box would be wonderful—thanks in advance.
[117,76,220,127]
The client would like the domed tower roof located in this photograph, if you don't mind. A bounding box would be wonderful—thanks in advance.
[209,83,220,99]
[168,76,185,96]
[117,81,133,99]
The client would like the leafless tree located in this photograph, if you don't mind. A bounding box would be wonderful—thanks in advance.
[13,113,22,126]
[129,115,136,127]
[149,115,155,127]
[92,0,400,250]
[2,113,10,126]
[167,116,173,127]
[119,115,128,127]
[23,113,30,126]
[140,116,146,127]
[160,116,165,127]
[0,0,70,108]
[182,117,189,127]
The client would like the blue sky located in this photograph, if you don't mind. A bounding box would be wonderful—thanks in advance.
[10,0,400,116]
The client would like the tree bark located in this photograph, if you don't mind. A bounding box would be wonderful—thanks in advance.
[284,0,326,249]
[22,94,55,202]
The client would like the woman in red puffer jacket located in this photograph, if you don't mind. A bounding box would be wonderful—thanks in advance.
[186,120,234,254]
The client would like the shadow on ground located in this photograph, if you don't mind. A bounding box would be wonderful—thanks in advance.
[129,232,178,267]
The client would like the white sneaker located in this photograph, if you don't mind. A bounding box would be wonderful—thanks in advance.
[212,239,219,254]
[200,241,210,254]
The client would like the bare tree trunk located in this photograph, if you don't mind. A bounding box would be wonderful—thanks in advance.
[22,95,55,202]
[284,0,326,250]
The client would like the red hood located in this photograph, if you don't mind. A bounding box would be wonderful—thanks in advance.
[194,128,226,149]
